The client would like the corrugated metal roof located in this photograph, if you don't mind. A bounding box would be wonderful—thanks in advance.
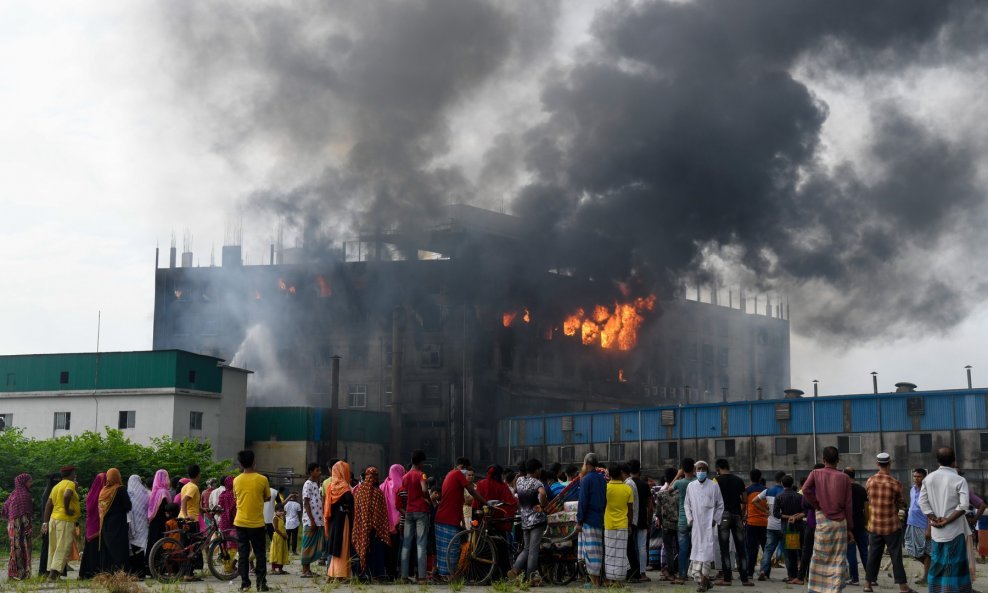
[525,418,544,445]
[642,409,666,440]
[751,403,779,435]
[572,415,591,444]
[696,407,721,437]
[0,350,224,394]
[851,399,878,432]
[954,395,986,430]
[880,398,910,431]
[593,413,615,442]
[814,400,844,434]
[727,406,750,436]
[545,416,564,445]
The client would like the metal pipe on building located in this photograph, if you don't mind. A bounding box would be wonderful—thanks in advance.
[811,380,819,462]
[966,365,973,389]
[871,371,878,394]
[390,308,404,462]
[329,355,341,459]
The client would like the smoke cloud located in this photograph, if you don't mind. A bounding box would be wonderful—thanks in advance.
[155,0,988,344]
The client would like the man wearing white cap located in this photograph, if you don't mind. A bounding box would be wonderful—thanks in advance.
[864,452,909,593]
[684,461,724,592]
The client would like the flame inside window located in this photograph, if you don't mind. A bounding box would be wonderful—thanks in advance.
[562,295,657,350]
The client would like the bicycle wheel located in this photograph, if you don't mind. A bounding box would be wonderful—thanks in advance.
[206,537,240,581]
[148,537,189,582]
[551,559,579,585]
[446,530,498,585]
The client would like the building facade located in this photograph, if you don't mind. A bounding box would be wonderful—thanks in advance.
[152,206,790,468]
[500,387,988,490]
[0,350,250,462]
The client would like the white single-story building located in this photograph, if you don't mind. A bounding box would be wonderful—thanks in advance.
[0,350,250,462]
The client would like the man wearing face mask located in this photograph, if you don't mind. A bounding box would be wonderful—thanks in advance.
[684,461,724,592]
[434,457,487,580]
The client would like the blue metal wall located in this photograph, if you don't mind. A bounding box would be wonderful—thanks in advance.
[504,390,988,447]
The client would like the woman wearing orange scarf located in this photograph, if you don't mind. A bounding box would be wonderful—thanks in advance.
[97,468,133,574]
[323,461,354,579]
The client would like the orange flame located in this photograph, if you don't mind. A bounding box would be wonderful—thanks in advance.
[618,369,627,382]
[502,312,517,327]
[316,275,332,297]
[174,289,183,299]
[523,308,531,323]
[562,295,656,350]
[278,279,287,290]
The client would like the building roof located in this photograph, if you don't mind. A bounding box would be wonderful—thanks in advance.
[0,350,239,395]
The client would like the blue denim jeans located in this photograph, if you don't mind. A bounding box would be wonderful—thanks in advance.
[760,529,783,576]
[846,525,869,583]
[401,512,430,580]
[677,528,692,578]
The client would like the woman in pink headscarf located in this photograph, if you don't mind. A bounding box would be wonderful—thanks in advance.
[146,469,171,555]
[79,472,106,579]
[2,473,34,579]
[380,463,405,578]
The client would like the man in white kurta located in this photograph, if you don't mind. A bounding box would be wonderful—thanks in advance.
[685,461,724,592]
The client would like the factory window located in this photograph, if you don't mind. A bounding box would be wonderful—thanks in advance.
[189,411,203,431]
[907,433,932,454]
[118,411,136,430]
[659,441,678,460]
[559,446,576,463]
[385,342,394,368]
[775,437,797,456]
[349,340,368,369]
[837,435,861,455]
[0,414,11,430]
[201,319,218,336]
[422,383,442,406]
[5,373,14,387]
[383,381,393,407]
[981,433,988,453]
[512,448,527,465]
[702,343,713,366]
[54,412,71,431]
[347,384,368,408]
[608,443,626,462]
[188,370,197,384]
[420,344,442,368]
[715,439,736,458]
[59,371,70,384]
[718,347,729,368]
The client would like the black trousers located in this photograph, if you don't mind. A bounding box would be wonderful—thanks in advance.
[287,527,298,554]
[627,526,641,579]
[798,523,815,581]
[662,528,679,575]
[717,512,747,581]
[866,529,907,585]
[744,525,766,581]
[237,526,267,588]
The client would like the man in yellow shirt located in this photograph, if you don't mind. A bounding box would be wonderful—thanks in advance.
[234,449,271,592]
[42,465,80,581]
[604,462,634,584]
[178,464,204,576]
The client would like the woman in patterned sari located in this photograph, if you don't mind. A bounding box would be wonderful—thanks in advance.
[2,473,34,580]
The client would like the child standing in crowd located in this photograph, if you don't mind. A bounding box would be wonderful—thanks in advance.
[270,504,289,575]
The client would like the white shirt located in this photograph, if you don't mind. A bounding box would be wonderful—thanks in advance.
[919,466,970,543]
[625,477,640,528]
[209,485,224,509]
[284,500,301,530]
[263,488,277,524]
[302,479,324,527]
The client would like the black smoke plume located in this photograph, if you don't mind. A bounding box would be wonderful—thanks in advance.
[156,0,988,344]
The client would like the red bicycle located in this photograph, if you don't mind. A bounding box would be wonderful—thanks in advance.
[148,508,239,582]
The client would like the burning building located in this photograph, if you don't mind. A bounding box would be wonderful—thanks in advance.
[152,205,790,469]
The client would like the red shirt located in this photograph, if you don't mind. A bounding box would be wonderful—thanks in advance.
[435,469,469,526]
[402,469,429,514]
[803,467,854,529]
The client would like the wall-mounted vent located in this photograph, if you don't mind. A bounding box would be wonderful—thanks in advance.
[775,403,791,421]
[907,397,925,416]
[661,410,676,426]
[561,416,574,431]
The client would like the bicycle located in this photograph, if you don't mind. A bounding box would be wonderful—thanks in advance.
[445,501,513,585]
[148,508,240,582]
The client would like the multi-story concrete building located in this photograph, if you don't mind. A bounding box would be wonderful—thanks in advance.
[499,384,988,490]
[152,205,790,468]
[0,350,249,461]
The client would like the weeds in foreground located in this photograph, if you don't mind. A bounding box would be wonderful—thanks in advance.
[490,578,517,593]
[91,572,146,593]
[448,578,465,592]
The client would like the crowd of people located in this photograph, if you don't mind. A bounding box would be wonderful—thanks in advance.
[3,445,988,593]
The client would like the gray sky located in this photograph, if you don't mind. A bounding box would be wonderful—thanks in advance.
[2,1,987,396]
